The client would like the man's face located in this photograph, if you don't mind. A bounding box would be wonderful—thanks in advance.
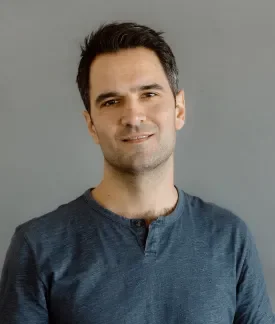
[83,47,185,174]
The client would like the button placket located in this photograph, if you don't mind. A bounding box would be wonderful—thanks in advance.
[133,220,145,228]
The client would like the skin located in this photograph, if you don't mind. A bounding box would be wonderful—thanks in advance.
[82,47,185,227]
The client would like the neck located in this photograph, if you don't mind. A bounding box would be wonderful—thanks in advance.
[91,156,178,220]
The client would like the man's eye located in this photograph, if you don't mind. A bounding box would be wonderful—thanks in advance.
[102,99,118,107]
[143,92,157,98]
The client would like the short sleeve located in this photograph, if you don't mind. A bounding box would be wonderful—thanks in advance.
[0,226,49,323]
[233,222,275,323]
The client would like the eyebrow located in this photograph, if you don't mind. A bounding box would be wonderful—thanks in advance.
[95,83,164,106]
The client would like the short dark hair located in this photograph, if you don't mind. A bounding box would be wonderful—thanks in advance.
[76,22,179,112]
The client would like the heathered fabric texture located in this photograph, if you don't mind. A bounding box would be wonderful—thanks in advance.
[0,186,274,323]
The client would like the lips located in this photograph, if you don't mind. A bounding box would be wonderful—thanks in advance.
[121,134,154,143]
[123,135,150,141]
[121,134,154,142]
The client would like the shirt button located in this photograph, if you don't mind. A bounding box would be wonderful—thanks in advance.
[134,220,144,227]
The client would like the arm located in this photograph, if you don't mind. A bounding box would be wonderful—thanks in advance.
[233,223,275,323]
[0,226,49,323]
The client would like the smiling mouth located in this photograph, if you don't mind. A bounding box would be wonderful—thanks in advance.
[122,134,154,143]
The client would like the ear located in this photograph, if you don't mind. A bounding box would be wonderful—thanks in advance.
[175,89,186,130]
[82,110,100,145]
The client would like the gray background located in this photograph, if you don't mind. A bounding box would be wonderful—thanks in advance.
[0,0,274,307]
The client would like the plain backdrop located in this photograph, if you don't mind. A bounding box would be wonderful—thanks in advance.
[0,0,274,306]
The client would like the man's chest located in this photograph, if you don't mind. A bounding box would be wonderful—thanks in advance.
[48,252,236,324]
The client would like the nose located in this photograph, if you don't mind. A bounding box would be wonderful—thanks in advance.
[120,99,146,127]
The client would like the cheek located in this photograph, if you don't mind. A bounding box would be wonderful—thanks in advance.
[152,103,176,127]
[95,123,117,148]
[152,97,175,114]
[97,128,111,142]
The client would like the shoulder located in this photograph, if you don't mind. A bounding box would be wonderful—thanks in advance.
[181,189,250,241]
[13,191,89,246]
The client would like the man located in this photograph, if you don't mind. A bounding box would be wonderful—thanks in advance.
[0,22,274,323]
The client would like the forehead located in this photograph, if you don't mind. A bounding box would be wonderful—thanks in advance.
[89,47,170,97]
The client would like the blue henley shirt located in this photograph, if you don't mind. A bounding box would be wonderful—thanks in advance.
[0,186,274,323]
